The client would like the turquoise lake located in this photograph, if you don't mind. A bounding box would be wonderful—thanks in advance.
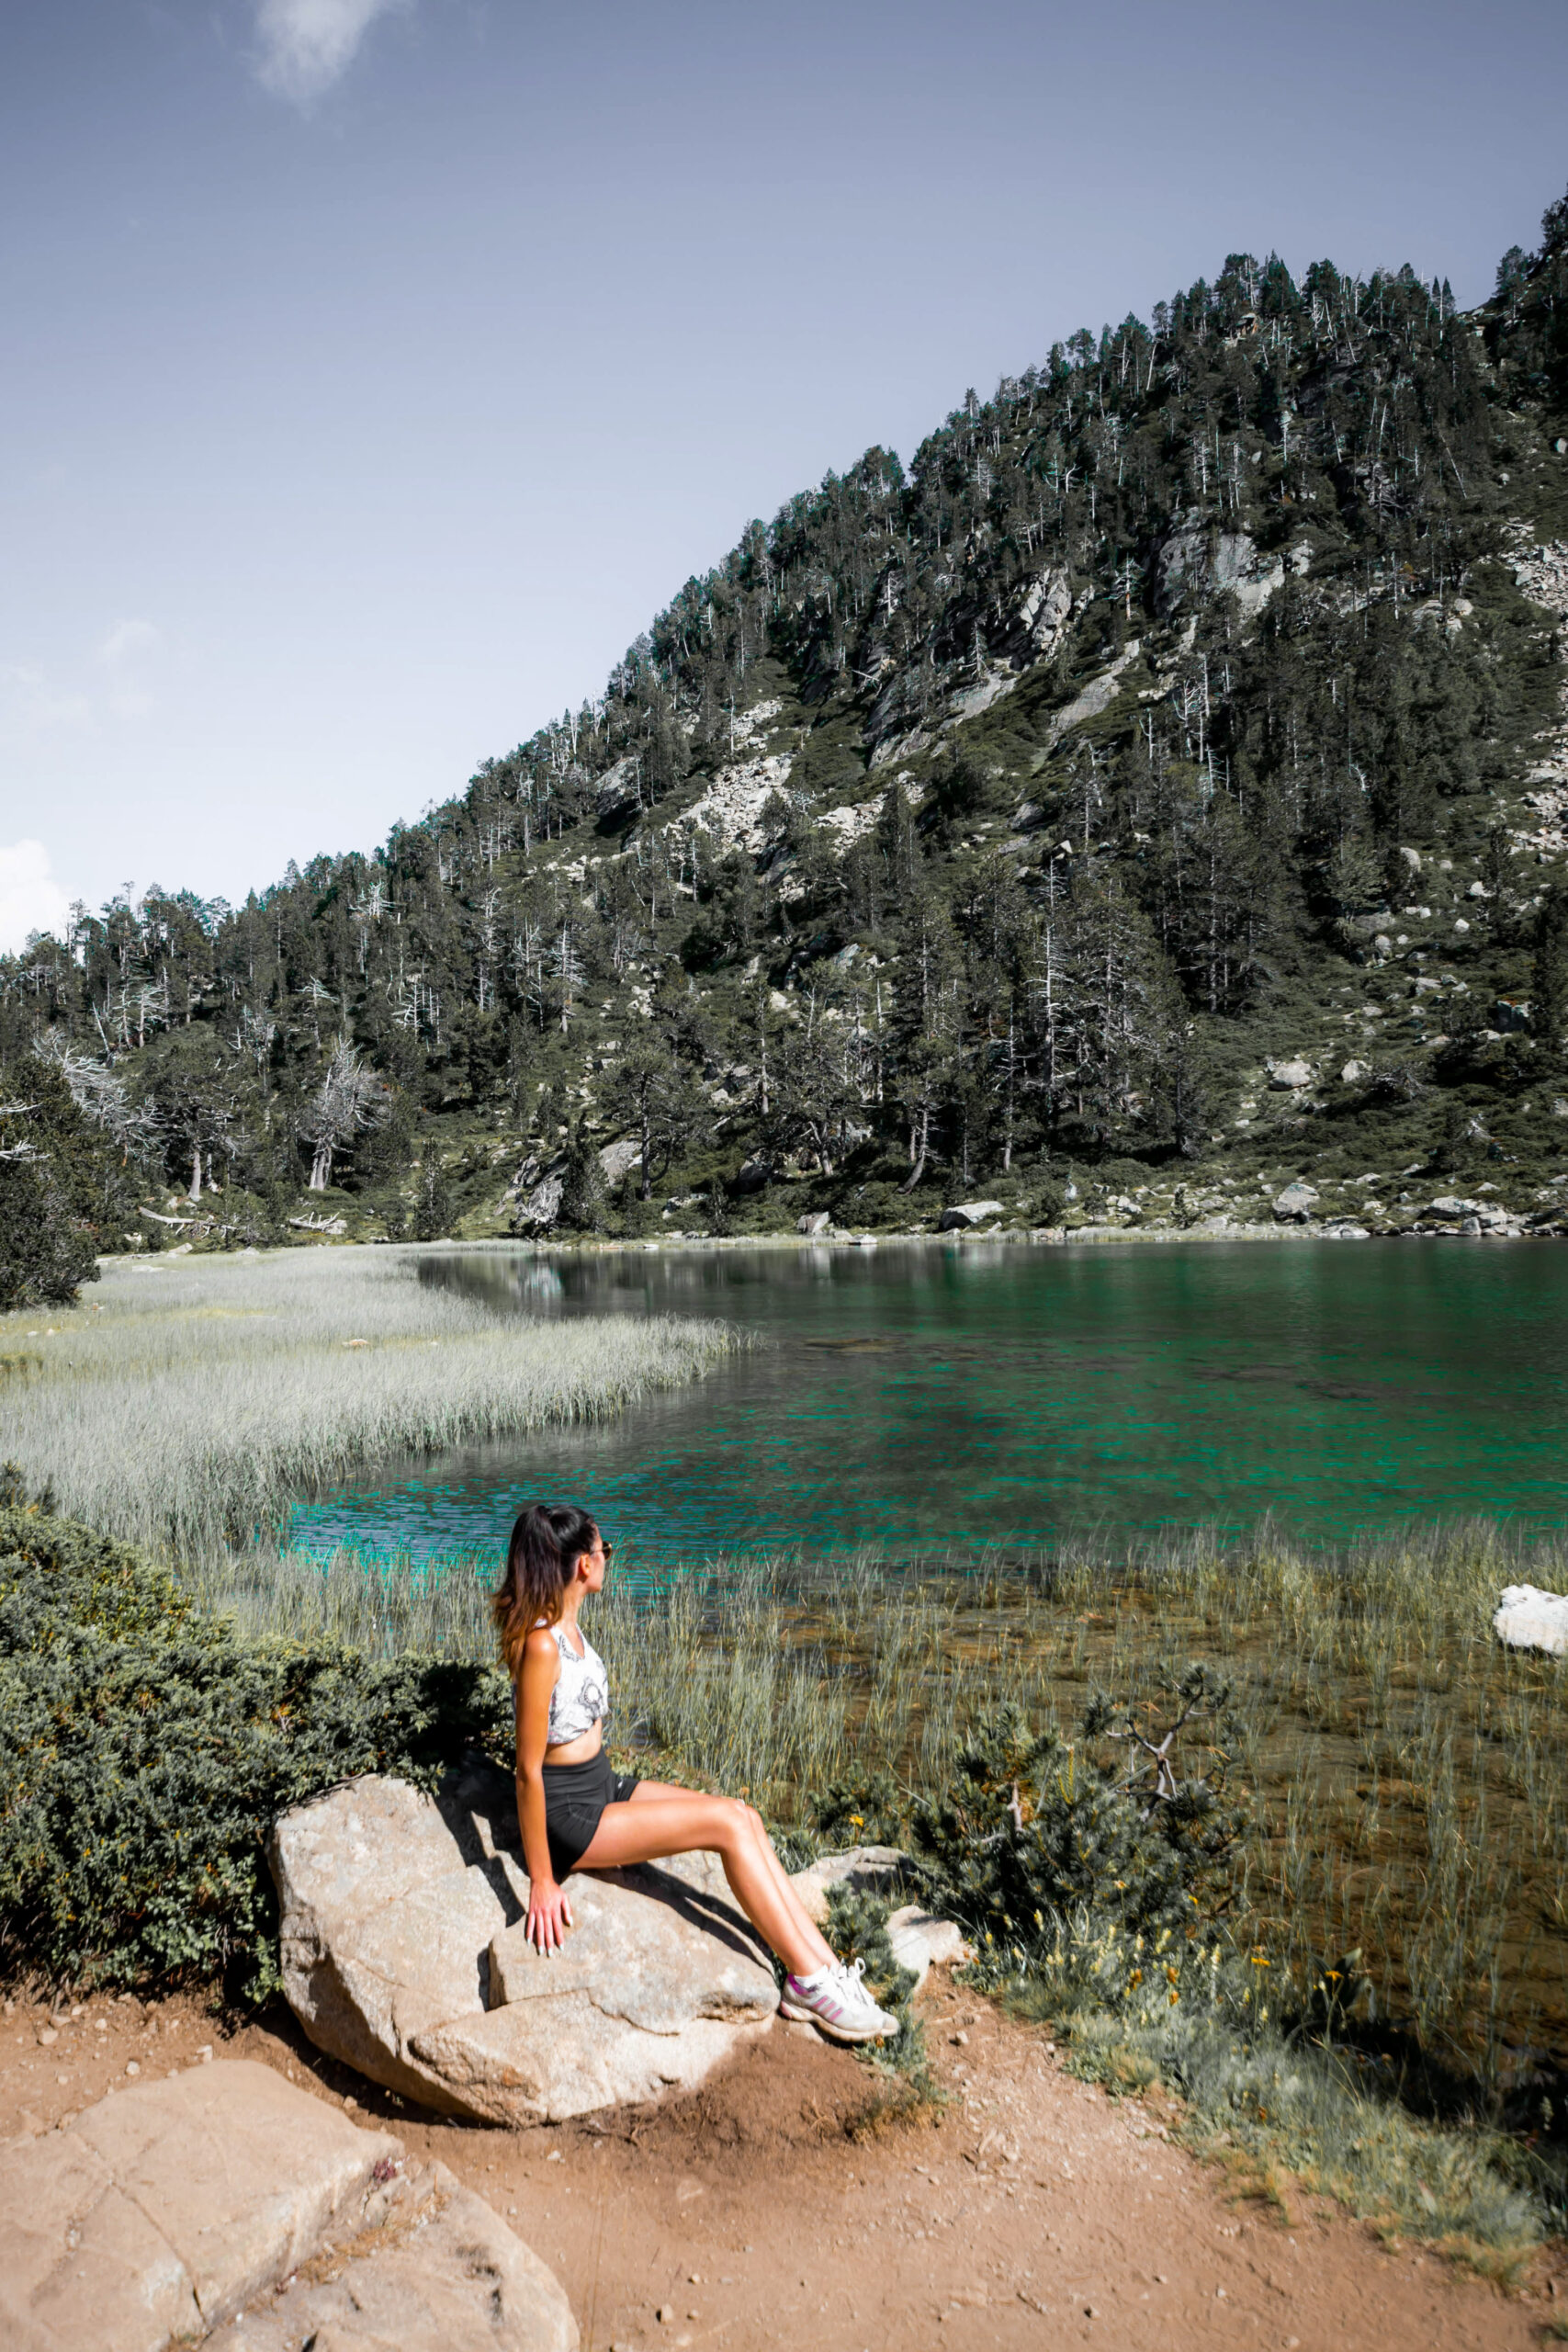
[287,1238,1568,1566]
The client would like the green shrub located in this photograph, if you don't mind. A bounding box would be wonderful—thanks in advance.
[908,1676,1247,1960]
[0,1499,511,1997]
[822,1879,934,2104]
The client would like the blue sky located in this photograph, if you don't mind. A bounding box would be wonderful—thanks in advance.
[2,0,1565,947]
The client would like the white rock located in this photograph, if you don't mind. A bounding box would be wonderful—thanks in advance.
[269,1767,778,2128]
[796,1212,831,1236]
[788,1853,968,1993]
[1340,1059,1369,1083]
[789,1845,908,1925]
[597,1138,642,1184]
[0,2062,574,2352]
[1494,1585,1568,1657]
[1267,1059,1314,1091]
[937,1200,1006,1231]
[886,1905,973,1993]
[1272,1181,1318,1223]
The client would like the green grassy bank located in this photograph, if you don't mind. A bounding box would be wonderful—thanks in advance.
[4,1494,1561,2265]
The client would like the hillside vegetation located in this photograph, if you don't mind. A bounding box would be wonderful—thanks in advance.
[5,192,1568,1268]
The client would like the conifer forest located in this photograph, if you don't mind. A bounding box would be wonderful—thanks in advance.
[5,193,1568,1292]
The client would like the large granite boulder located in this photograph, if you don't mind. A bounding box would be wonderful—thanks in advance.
[269,1764,778,2127]
[1494,1584,1568,1657]
[937,1200,1005,1232]
[0,2059,575,2352]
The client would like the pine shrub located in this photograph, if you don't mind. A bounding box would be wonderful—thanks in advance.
[908,1677,1247,1964]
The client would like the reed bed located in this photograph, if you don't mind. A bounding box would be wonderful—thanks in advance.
[0,1247,732,1564]
[198,1521,1568,2104]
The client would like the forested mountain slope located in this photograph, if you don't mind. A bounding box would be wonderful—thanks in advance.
[5,193,1568,1282]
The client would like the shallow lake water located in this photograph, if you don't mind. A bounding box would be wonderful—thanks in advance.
[288,1238,1568,1565]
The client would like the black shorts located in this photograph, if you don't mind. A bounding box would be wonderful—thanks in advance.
[540,1750,640,1878]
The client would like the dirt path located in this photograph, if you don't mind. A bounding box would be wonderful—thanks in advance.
[2,1981,1555,2348]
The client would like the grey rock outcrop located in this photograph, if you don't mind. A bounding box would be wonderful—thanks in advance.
[1494,1584,1568,1657]
[796,1211,831,1235]
[1272,1181,1318,1222]
[1267,1058,1314,1091]
[0,2059,576,2352]
[938,1200,1006,1231]
[204,2162,576,2352]
[269,1767,778,2127]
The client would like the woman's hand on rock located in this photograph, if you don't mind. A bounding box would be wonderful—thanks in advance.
[526,1880,573,1955]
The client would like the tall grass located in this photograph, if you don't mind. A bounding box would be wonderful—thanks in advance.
[0,1246,733,1565]
[197,1521,1568,2110]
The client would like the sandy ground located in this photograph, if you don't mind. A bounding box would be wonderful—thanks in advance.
[3,1979,1559,2350]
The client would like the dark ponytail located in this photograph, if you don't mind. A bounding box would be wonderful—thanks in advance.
[493,1501,599,1679]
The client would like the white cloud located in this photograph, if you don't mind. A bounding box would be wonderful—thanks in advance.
[97,618,163,720]
[99,618,161,668]
[253,0,408,105]
[0,842,72,956]
[0,660,92,735]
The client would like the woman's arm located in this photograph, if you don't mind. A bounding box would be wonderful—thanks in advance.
[515,1628,573,1954]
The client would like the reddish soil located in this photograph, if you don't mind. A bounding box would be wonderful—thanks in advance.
[3,1979,1559,2349]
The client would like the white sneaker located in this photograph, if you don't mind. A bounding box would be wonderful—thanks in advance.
[779,1957,900,2044]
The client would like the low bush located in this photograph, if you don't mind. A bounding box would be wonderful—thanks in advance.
[0,1494,511,1997]
[908,1678,1247,1952]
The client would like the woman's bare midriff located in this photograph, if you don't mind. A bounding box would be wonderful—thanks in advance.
[543,1723,603,1766]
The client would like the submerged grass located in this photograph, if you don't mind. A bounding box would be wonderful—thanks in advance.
[195,1521,1568,2252]
[0,1246,733,1566]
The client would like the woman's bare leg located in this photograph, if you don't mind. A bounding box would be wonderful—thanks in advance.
[577,1792,832,1977]
[629,1781,829,1960]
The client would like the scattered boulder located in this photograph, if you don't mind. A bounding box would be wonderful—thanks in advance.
[731,1156,773,1194]
[790,1845,909,1924]
[515,1172,564,1230]
[0,2060,572,2352]
[1494,1585,1568,1657]
[1266,1058,1314,1091]
[796,1211,831,1236]
[269,1766,778,2127]
[596,1138,642,1185]
[937,1200,1006,1232]
[788,1849,970,1995]
[1272,1181,1318,1223]
[1340,1059,1369,1084]
[886,1905,973,1993]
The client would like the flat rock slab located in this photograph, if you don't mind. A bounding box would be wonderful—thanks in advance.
[270,1765,778,2126]
[1495,1583,1568,1656]
[0,2060,427,2352]
[203,2159,575,2352]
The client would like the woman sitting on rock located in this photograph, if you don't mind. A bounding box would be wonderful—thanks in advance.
[497,1499,898,2046]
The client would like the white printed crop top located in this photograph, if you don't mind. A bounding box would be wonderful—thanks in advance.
[533,1620,611,1746]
